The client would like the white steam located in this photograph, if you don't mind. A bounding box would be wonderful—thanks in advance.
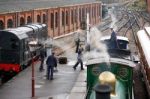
[84,27,110,64]
[108,7,118,31]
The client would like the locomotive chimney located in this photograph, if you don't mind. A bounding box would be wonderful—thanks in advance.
[94,84,111,99]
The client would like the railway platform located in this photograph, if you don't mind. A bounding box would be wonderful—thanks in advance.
[0,58,87,99]
[0,31,87,99]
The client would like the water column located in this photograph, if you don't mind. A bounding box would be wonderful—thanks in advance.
[86,13,90,44]
[85,13,91,51]
[45,38,53,56]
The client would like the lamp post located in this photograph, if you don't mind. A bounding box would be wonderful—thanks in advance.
[28,41,38,98]
[31,53,35,98]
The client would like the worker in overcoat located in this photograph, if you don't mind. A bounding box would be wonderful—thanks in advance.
[46,52,57,80]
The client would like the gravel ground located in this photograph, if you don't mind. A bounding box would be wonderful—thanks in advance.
[133,63,148,99]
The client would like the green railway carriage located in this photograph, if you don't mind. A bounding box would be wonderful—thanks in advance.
[86,57,136,99]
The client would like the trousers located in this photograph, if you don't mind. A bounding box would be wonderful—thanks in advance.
[47,66,54,80]
[73,59,83,70]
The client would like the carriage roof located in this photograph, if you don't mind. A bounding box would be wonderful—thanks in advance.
[0,29,28,40]
[2,24,47,40]
[26,24,43,30]
[137,28,150,67]
[100,36,129,42]
[86,57,136,68]
[145,27,150,38]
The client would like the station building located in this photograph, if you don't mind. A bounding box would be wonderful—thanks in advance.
[146,0,150,13]
[0,0,101,37]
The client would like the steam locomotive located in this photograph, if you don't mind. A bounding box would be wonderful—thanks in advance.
[86,36,135,99]
[136,27,150,98]
[0,23,47,80]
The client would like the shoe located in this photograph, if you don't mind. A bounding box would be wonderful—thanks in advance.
[47,77,50,80]
[50,78,53,80]
[39,68,45,72]
[81,68,84,70]
[73,67,76,70]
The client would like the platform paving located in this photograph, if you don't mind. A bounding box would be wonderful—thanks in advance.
[0,58,87,99]
[0,31,87,99]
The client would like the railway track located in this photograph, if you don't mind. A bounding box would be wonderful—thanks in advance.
[98,3,149,99]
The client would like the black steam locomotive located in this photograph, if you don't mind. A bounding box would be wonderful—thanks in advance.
[0,23,47,79]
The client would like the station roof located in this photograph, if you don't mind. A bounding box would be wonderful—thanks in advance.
[0,0,100,14]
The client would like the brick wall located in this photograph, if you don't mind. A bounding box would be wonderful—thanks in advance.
[148,0,150,13]
[0,2,101,38]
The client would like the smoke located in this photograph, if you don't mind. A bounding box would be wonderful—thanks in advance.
[46,26,111,68]
[53,36,77,60]
[108,7,118,31]
[45,36,77,60]
[84,27,110,64]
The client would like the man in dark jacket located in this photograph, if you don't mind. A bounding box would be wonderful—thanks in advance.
[46,52,57,80]
[39,48,47,72]
[110,28,118,49]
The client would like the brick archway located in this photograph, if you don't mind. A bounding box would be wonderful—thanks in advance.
[37,15,41,23]
[79,8,82,22]
[20,17,25,26]
[66,11,68,25]
[43,14,46,23]
[0,20,4,30]
[7,19,13,28]
[50,13,54,29]
[27,16,32,24]
[62,11,65,26]
[55,12,58,28]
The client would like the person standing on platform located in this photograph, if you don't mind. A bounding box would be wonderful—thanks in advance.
[75,38,80,53]
[73,45,84,70]
[110,28,118,49]
[46,52,57,80]
[39,47,47,72]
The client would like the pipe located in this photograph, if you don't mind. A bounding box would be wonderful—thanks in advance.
[94,84,111,99]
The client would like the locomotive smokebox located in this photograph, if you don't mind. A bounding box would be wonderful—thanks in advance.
[94,84,111,99]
